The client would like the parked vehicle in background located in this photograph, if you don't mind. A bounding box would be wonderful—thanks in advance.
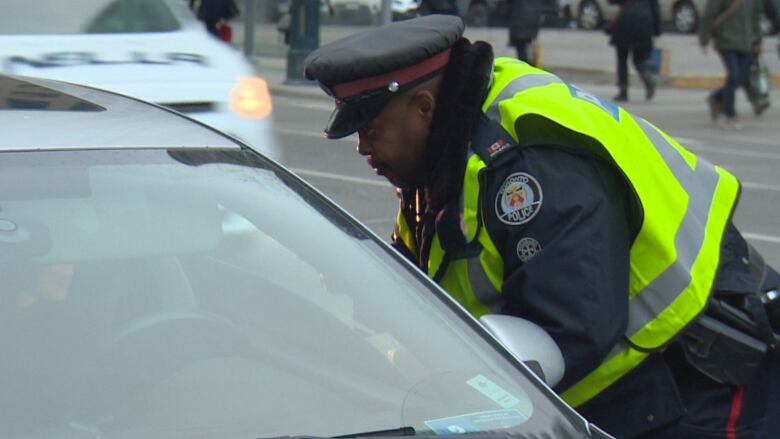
[454,0,569,27]
[574,0,705,32]
[281,0,570,28]
[279,0,455,24]
[572,0,609,30]
[329,0,383,24]
[0,0,280,160]
[665,0,704,33]
[393,0,424,20]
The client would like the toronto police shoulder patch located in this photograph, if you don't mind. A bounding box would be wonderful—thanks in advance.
[495,172,543,226]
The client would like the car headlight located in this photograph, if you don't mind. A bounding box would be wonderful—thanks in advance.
[229,76,272,120]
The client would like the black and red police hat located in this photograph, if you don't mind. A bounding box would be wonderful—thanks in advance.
[304,15,465,139]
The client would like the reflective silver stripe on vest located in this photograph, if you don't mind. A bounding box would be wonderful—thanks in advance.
[486,73,563,121]
[625,117,721,341]
[467,256,503,313]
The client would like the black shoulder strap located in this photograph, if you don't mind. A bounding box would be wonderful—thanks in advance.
[470,112,520,168]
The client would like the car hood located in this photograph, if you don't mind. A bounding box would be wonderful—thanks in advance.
[0,30,254,103]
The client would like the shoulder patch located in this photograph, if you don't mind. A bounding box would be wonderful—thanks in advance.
[495,172,543,226]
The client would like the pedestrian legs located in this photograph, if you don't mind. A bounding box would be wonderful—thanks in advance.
[614,46,630,101]
[514,40,531,65]
[631,46,655,101]
[711,50,753,127]
[742,53,770,116]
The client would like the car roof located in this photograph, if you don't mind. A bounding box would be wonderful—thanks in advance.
[0,74,242,152]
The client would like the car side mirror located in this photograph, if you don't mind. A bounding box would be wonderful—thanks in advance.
[479,314,565,387]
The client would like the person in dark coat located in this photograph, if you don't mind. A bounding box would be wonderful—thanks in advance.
[190,0,239,38]
[508,0,543,64]
[606,0,661,101]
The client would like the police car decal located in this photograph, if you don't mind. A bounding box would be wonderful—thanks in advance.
[7,52,208,69]
[516,237,542,262]
[495,172,543,226]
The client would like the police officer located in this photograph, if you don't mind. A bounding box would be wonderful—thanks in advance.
[303,15,780,438]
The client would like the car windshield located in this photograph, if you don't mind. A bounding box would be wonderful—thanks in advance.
[0,148,587,439]
[1,0,180,35]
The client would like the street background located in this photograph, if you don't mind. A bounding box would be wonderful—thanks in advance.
[235,21,780,89]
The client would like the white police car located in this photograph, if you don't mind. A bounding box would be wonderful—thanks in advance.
[0,74,615,439]
[0,0,279,160]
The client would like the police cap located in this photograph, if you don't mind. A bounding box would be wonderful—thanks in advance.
[304,15,465,139]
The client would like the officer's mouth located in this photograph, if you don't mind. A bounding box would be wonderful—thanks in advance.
[367,157,403,186]
[367,157,387,176]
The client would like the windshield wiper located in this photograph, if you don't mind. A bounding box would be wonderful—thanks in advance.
[334,426,416,438]
[263,426,416,439]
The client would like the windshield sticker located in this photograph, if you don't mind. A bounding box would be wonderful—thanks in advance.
[424,409,529,435]
[467,374,523,409]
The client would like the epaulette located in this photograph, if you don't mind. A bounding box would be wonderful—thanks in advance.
[470,112,520,168]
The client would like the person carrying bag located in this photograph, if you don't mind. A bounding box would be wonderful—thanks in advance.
[699,0,764,127]
[748,52,771,114]
[605,0,661,101]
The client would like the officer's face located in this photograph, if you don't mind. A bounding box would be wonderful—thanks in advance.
[357,89,435,188]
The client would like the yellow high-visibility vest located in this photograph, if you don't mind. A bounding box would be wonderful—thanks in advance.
[395,58,740,407]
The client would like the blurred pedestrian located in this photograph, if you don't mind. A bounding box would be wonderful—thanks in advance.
[507,0,543,65]
[765,0,780,31]
[190,0,239,39]
[699,0,763,129]
[605,0,661,101]
[726,0,775,116]
[761,0,779,103]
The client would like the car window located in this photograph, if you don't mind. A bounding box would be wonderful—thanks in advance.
[0,149,587,439]
[1,0,180,35]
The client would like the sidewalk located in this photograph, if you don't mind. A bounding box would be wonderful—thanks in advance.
[231,22,780,97]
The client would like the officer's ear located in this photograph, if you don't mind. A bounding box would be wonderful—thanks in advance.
[408,89,437,125]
